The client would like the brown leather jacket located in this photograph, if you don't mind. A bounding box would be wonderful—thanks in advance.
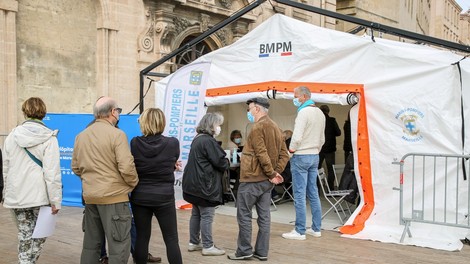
[240,115,289,183]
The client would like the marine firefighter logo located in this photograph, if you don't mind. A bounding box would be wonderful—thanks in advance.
[189,71,203,85]
[395,108,424,142]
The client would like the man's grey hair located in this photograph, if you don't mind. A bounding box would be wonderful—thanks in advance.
[196,112,224,135]
[93,97,116,119]
[295,86,311,98]
[257,105,269,113]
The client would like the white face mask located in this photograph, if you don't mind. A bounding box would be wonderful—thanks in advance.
[214,126,221,137]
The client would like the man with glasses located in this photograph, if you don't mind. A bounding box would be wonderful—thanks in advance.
[72,96,139,263]
[228,97,289,261]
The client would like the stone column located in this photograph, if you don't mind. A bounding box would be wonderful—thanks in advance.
[0,0,18,142]
[96,0,119,98]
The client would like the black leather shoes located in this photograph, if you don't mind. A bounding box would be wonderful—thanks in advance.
[147,253,162,263]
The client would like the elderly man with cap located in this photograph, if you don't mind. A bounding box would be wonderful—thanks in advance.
[228,97,289,261]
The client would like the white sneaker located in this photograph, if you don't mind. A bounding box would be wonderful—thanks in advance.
[188,242,203,252]
[306,228,322,237]
[202,245,226,256]
[282,229,306,240]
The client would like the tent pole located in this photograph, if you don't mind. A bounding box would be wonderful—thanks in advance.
[274,0,470,53]
[138,0,267,113]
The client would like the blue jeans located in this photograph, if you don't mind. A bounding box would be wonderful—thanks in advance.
[291,154,322,234]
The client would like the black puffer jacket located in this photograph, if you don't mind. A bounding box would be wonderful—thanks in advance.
[182,133,229,205]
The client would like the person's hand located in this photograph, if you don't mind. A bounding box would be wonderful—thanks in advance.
[175,160,183,172]
[270,174,284,185]
[51,205,59,215]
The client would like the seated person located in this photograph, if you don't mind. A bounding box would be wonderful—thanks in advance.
[273,130,293,202]
[226,130,243,200]
[338,152,359,205]
[227,129,243,156]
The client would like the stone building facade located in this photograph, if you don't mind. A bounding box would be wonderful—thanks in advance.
[0,0,468,142]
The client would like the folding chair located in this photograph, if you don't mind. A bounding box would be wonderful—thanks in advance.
[276,182,294,203]
[318,168,353,224]
[332,164,345,189]
[223,170,237,206]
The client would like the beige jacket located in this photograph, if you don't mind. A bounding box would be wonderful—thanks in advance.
[72,119,138,204]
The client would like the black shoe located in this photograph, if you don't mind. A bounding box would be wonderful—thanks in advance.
[461,238,470,245]
[147,253,162,263]
[227,253,253,260]
[253,254,268,261]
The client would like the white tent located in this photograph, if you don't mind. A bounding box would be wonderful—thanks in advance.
[156,14,470,250]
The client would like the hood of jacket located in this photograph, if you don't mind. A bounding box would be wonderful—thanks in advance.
[132,134,169,158]
[13,120,58,148]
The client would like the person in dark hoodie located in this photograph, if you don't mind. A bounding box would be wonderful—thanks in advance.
[182,112,230,256]
[130,108,183,264]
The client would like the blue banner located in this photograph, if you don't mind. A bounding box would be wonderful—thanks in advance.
[43,114,140,207]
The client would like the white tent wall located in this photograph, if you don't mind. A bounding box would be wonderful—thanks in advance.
[155,14,470,250]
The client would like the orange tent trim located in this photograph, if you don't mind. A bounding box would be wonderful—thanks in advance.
[207,81,374,235]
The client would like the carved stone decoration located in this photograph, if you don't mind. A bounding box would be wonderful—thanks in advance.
[200,13,211,32]
[174,17,195,36]
[159,22,176,53]
[138,9,155,52]
[199,0,215,5]
[215,28,230,46]
[219,0,232,9]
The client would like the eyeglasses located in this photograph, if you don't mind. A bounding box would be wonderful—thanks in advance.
[114,108,122,114]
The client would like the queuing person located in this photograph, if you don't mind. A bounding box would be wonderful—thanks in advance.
[130,108,183,264]
[282,86,325,241]
[343,111,353,162]
[228,97,289,261]
[72,96,139,263]
[0,147,3,202]
[2,97,62,262]
[182,112,230,256]
[319,105,341,189]
[81,118,160,264]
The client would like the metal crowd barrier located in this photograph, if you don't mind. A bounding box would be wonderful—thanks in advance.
[393,153,470,243]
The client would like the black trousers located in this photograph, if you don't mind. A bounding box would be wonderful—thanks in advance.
[131,201,183,264]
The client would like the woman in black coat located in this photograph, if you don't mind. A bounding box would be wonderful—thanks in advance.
[182,112,229,256]
[130,108,183,264]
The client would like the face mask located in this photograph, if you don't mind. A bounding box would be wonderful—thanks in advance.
[234,138,242,144]
[293,98,302,107]
[247,112,255,123]
[214,126,221,137]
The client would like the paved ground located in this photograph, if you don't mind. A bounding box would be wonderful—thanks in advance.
[1,205,470,264]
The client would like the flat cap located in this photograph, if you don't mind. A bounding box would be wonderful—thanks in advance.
[246,97,270,109]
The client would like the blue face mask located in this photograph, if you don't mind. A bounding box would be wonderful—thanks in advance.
[247,112,255,123]
[293,98,302,107]
[234,138,242,144]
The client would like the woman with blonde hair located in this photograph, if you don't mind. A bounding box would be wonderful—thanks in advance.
[3,97,62,263]
[130,108,183,264]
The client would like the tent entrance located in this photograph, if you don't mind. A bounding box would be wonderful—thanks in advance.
[206,81,372,234]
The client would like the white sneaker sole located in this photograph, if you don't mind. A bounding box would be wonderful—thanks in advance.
[281,234,306,240]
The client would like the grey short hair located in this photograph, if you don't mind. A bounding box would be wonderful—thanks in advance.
[295,86,311,98]
[196,112,224,135]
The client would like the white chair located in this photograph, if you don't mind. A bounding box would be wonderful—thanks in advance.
[318,168,353,224]
[332,164,345,189]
